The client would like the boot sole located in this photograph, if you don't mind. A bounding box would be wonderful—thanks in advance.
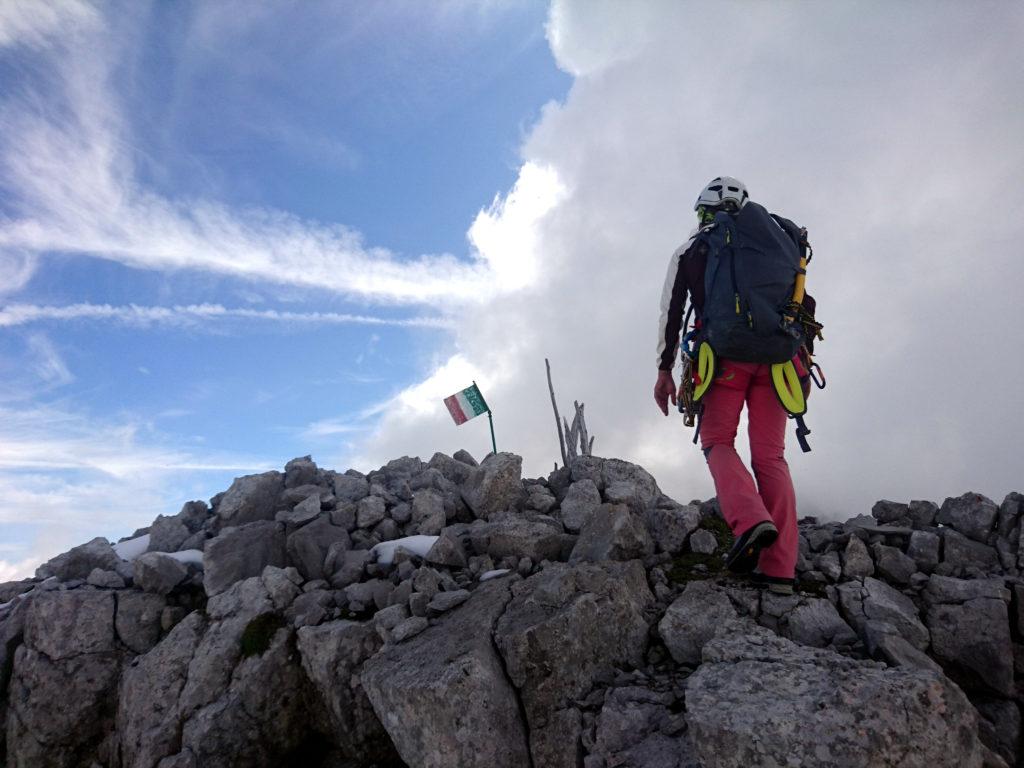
[725,522,779,574]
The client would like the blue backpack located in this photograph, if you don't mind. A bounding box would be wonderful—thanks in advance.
[696,202,805,364]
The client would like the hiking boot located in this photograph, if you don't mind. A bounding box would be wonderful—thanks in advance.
[751,572,795,595]
[723,520,778,574]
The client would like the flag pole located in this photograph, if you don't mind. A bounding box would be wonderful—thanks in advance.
[487,409,497,455]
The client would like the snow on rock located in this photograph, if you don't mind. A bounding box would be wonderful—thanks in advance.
[165,549,204,567]
[480,569,512,582]
[371,535,439,566]
[113,534,151,561]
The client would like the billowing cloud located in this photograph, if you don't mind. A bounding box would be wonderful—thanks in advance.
[348,1,1024,517]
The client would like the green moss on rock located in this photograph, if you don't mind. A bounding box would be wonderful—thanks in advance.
[240,613,285,658]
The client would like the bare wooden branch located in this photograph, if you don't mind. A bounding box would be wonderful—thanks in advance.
[546,358,568,467]
[574,401,590,457]
[588,435,595,454]
[563,414,578,462]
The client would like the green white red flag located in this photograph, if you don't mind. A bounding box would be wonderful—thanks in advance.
[443,383,489,425]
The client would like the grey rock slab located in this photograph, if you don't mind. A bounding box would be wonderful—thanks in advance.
[590,686,697,768]
[296,619,397,762]
[362,579,530,768]
[926,595,1014,696]
[938,492,999,543]
[909,499,940,528]
[872,499,911,526]
[943,528,1000,574]
[686,623,987,768]
[841,535,874,579]
[87,568,126,589]
[427,589,470,614]
[148,515,191,553]
[494,560,653,767]
[25,589,116,660]
[333,473,370,503]
[600,458,660,508]
[468,517,567,564]
[215,470,284,527]
[908,529,941,573]
[135,552,190,595]
[329,549,370,589]
[285,589,332,628]
[460,451,523,520]
[391,615,429,642]
[561,478,602,533]
[36,536,121,581]
[815,550,842,581]
[836,576,929,650]
[864,620,945,675]
[286,515,351,581]
[356,495,387,529]
[410,489,446,535]
[659,580,738,665]
[424,530,468,568]
[260,565,302,610]
[427,451,478,485]
[6,644,122,768]
[284,455,319,488]
[115,591,166,654]
[117,611,207,768]
[689,529,718,555]
[780,596,858,649]
[276,492,322,527]
[871,541,918,585]
[645,502,701,556]
[569,503,653,564]
[924,575,1010,604]
[203,520,286,597]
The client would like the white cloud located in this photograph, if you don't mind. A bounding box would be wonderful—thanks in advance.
[350,1,1024,517]
[0,0,98,50]
[0,302,453,330]
[26,333,73,387]
[0,10,564,308]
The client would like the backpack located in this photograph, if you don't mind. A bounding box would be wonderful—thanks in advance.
[696,202,806,364]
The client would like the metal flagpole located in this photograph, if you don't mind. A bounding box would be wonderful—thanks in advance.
[489,409,501,456]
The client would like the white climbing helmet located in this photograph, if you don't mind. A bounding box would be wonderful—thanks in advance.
[694,176,750,212]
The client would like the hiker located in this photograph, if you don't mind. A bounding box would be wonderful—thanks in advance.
[654,177,819,595]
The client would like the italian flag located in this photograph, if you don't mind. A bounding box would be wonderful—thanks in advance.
[443,383,490,425]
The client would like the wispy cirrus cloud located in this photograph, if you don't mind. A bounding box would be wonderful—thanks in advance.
[0,7,566,306]
[0,302,453,330]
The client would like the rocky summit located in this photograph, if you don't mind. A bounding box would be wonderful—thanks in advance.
[1,452,1022,768]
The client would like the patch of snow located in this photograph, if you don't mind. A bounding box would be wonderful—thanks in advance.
[480,569,511,582]
[165,549,204,567]
[113,534,150,561]
[371,535,439,566]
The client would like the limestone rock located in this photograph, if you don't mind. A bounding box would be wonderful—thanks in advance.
[276,492,321,527]
[938,492,999,543]
[134,552,189,595]
[148,515,191,553]
[25,590,117,660]
[908,529,941,572]
[659,581,738,665]
[686,623,986,768]
[286,515,350,581]
[468,517,567,564]
[87,568,126,589]
[284,455,319,488]
[333,473,370,504]
[461,452,523,520]
[689,529,718,554]
[115,591,166,654]
[871,541,917,585]
[411,489,446,535]
[203,521,286,597]
[214,471,284,527]
[425,531,468,568]
[646,501,701,556]
[561,479,602,533]
[943,528,999,574]
[36,536,121,582]
[494,561,653,766]
[841,535,874,579]
[589,686,698,768]
[836,576,929,650]
[570,503,653,563]
[362,579,530,768]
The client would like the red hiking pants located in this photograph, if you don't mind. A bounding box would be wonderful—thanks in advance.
[699,360,798,579]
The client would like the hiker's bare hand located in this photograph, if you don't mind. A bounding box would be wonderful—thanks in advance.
[654,371,676,416]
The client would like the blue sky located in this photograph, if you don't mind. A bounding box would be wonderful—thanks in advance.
[2,1,1023,581]
[0,0,570,577]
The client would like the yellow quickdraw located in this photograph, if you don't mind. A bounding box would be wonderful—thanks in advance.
[693,342,716,403]
[770,360,806,416]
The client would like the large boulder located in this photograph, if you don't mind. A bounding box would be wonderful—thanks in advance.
[460,452,523,520]
[559,479,602,533]
[588,685,699,768]
[134,552,189,595]
[836,576,929,650]
[494,561,653,766]
[659,581,738,666]
[569,503,653,563]
[646,500,701,555]
[361,579,530,768]
[297,620,398,763]
[35,537,121,582]
[923,575,1014,696]
[203,521,287,597]
[286,516,351,581]
[686,623,987,768]
[7,590,122,768]
[468,517,568,564]
[115,591,166,654]
[937,492,999,543]
[214,471,285,527]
